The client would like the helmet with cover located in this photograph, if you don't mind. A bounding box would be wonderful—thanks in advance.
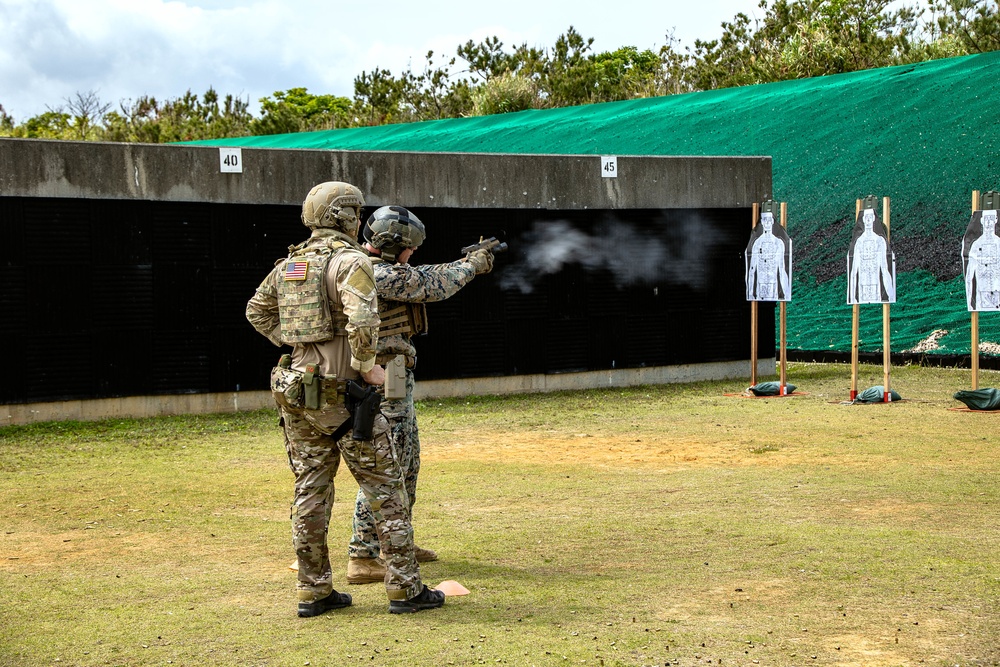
[301,181,366,235]
[362,205,426,262]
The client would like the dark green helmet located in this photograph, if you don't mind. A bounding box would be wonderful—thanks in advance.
[363,206,426,262]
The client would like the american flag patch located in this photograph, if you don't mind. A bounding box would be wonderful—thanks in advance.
[284,260,308,281]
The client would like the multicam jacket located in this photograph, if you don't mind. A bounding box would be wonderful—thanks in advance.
[247,229,380,377]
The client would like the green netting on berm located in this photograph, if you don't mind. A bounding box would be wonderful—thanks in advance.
[191,51,1000,356]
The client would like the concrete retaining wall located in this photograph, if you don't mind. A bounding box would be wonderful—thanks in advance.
[0,138,770,210]
[0,358,776,426]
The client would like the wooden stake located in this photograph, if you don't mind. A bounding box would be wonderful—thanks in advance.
[750,203,759,386]
[972,190,981,390]
[780,202,788,394]
[882,196,891,402]
[851,199,861,400]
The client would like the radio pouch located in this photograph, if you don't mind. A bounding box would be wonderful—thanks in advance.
[302,363,321,410]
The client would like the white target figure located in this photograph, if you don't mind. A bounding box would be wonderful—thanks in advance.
[847,208,896,304]
[745,211,792,301]
[963,209,1000,311]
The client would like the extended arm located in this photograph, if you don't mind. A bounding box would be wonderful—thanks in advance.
[966,244,980,309]
[746,241,760,299]
[378,259,480,303]
[776,241,790,298]
[878,242,895,301]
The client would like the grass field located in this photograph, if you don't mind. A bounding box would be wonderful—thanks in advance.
[1,362,998,667]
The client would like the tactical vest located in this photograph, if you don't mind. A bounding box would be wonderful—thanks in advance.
[371,258,428,339]
[276,240,351,344]
[378,301,428,338]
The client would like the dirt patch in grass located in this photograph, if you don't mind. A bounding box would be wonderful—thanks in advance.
[426,429,836,469]
[0,530,205,570]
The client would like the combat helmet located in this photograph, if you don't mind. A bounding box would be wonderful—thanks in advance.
[362,205,426,262]
[301,181,366,235]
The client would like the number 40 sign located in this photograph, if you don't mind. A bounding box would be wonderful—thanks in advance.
[601,155,617,178]
[219,147,243,173]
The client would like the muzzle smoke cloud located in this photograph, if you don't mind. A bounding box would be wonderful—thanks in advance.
[499,215,718,294]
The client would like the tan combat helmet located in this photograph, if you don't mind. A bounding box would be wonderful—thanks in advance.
[362,205,426,262]
[301,181,366,235]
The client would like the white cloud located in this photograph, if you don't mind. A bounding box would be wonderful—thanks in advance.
[0,0,756,121]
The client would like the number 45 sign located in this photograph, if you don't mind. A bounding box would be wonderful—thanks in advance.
[601,155,617,178]
[219,147,243,173]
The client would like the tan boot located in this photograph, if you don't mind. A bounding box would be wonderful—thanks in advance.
[413,545,438,562]
[347,557,386,584]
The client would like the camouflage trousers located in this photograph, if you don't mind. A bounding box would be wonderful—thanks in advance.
[279,402,421,602]
[349,369,419,559]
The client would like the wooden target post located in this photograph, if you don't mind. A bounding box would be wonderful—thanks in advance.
[967,189,1000,389]
[971,190,981,389]
[850,200,861,400]
[750,203,759,386]
[779,202,789,392]
[882,196,892,399]
[849,196,893,401]
[748,200,791,392]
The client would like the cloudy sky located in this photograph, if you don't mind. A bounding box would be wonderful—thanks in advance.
[0,0,758,121]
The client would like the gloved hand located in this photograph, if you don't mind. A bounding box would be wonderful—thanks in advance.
[466,248,494,275]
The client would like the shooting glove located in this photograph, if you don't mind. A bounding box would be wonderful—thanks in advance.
[467,248,494,275]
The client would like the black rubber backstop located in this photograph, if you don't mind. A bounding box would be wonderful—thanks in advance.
[0,196,770,404]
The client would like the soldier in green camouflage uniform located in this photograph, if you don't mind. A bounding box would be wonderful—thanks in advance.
[346,206,493,584]
[246,184,444,616]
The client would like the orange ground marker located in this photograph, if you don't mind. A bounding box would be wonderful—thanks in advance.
[435,580,470,596]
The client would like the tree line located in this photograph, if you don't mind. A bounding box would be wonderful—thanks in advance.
[1,0,997,142]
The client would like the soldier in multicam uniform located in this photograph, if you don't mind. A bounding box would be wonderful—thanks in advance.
[246,183,445,616]
[346,205,494,584]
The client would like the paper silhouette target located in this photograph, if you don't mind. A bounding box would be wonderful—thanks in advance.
[745,211,792,302]
[847,208,896,304]
[963,209,1000,311]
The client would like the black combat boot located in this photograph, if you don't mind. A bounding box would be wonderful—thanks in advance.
[388,585,446,614]
[297,590,353,617]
